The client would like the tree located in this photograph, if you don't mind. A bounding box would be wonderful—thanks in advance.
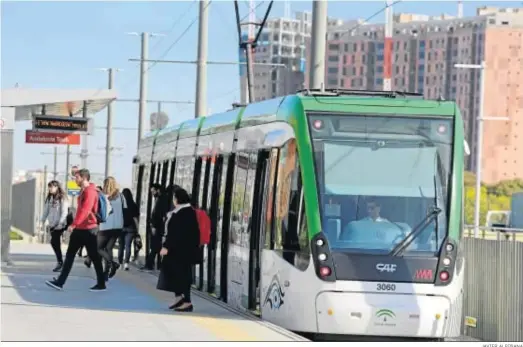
[463,171,522,225]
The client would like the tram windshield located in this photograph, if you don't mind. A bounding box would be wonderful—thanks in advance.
[308,113,454,255]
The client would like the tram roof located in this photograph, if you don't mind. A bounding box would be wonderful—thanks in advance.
[139,92,458,147]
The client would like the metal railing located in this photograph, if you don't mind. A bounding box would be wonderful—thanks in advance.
[462,225,523,342]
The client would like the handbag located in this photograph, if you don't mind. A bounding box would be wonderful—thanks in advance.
[156,258,174,292]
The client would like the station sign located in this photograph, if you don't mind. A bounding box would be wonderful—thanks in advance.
[32,115,92,134]
[25,130,81,145]
[67,180,81,196]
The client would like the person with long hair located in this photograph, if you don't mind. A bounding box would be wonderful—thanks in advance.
[97,177,126,279]
[41,180,70,272]
[157,187,200,312]
[118,188,139,270]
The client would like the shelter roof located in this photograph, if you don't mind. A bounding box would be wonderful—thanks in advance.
[1,88,117,121]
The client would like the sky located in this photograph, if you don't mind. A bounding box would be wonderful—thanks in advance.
[1,0,519,188]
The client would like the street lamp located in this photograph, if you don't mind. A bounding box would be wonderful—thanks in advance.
[454,62,509,237]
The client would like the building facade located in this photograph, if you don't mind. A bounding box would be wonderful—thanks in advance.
[239,12,346,103]
[320,7,523,183]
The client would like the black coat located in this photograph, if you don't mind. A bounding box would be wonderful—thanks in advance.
[156,205,201,294]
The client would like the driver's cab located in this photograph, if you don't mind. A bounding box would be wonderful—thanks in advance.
[324,195,440,253]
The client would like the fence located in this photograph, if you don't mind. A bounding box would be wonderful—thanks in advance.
[462,226,523,342]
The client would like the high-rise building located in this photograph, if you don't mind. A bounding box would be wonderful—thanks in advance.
[239,11,346,103]
[319,6,523,184]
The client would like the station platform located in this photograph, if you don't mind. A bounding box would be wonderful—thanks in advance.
[1,242,308,341]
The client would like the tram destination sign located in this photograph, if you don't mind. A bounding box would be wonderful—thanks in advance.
[32,115,93,134]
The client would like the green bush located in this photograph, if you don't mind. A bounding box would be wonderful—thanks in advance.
[9,231,23,240]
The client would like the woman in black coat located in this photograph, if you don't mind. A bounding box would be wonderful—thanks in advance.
[158,187,200,312]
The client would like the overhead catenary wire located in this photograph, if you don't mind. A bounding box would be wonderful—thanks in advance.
[147,0,213,73]
[149,0,198,52]
[338,0,402,40]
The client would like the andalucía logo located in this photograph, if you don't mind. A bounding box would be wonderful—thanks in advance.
[375,309,396,326]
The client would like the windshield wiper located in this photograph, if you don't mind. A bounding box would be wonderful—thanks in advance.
[389,206,442,257]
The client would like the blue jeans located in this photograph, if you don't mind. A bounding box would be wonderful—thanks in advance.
[118,231,135,264]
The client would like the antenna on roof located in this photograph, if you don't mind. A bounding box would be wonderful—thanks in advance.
[284,0,291,18]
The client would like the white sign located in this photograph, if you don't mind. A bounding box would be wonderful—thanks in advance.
[0,107,16,131]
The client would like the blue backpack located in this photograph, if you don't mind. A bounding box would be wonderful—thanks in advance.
[95,191,112,224]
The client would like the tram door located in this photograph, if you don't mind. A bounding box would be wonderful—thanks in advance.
[247,150,271,314]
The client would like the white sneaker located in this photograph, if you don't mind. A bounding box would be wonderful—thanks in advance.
[124,263,129,271]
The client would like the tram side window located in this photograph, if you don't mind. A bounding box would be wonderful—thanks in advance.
[186,156,197,193]
[264,149,279,250]
[161,160,169,187]
[217,155,229,240]
[230,152,250,246]
[242,152,258,244]
[174,157,185,188]
[198,158,208,208]
[273,139,310,271]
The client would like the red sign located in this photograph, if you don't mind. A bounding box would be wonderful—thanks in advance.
[415,269,434,280]
[25,130,80,145]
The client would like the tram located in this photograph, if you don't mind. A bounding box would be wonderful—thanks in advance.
[132,89,466,340]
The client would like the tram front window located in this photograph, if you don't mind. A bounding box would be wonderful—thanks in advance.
[308,113,454,255]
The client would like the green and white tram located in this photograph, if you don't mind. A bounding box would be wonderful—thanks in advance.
[133,90,466,340]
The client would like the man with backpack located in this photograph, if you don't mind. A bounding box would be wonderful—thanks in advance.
[45,169,106,292]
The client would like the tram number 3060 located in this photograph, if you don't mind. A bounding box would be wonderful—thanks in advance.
[376,283,396,291]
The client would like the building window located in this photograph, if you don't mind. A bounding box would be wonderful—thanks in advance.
[328,43,339,51]
[328,55,339,62]
[377,66,384,73]
[328,67,338,74]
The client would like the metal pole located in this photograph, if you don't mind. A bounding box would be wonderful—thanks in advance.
[309,0,328,89]
[137,32,149,147]
[81,101,88,170]
[383,0,393,91]
[195,0,209,118]
[42,165,48,243]
[473,61,486,237]
[53,147,58,179]
[245,42,255,103]
[157,101,161,114]
[105,68,115,178]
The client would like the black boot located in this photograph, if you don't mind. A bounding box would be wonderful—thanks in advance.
[52,262,63,272]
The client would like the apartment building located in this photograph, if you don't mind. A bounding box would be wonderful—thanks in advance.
[239,11,347,103]
[319,7,523,183]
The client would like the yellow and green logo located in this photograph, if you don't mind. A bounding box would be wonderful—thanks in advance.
[376,309,396,321]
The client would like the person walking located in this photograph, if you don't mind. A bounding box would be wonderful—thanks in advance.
[118,188,139,270]
[140,184,169,271]
[41,180,70,272]
[97,177,126,279]
[45,169,106,291]
[157,187,200,312]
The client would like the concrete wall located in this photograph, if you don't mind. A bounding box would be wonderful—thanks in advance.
[11,179,38,236]
[1,107,15,262]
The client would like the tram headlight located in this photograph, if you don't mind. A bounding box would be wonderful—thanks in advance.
[318,253,327,261]
[442,257,451,266]
[446,243,454,252]
[316,239,324,246]
[439,270,450,282]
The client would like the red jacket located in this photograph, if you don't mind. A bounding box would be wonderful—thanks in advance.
[71,183,99,230]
